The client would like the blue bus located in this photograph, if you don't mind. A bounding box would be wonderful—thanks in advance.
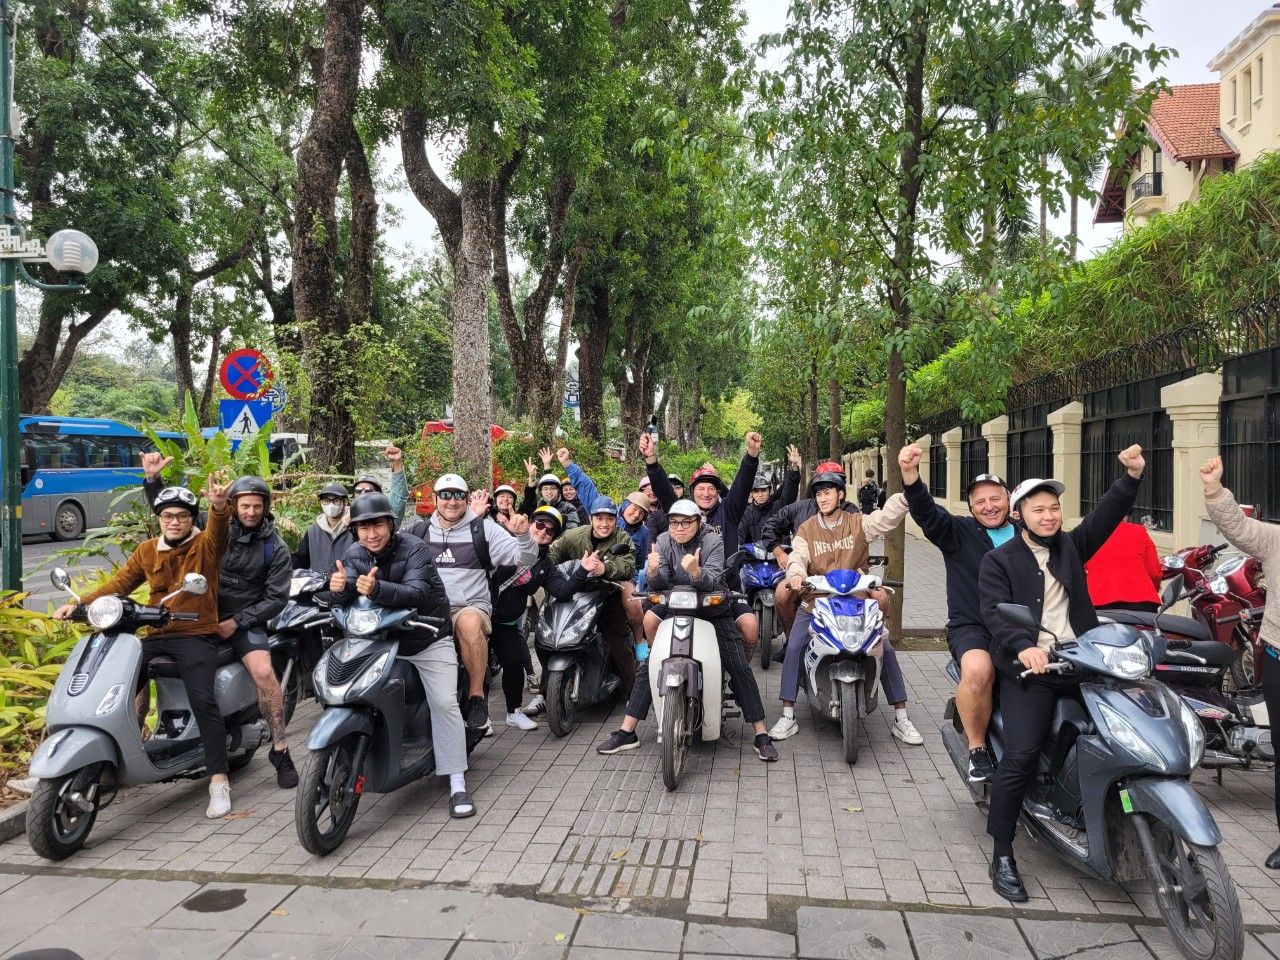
[16,416,177,540]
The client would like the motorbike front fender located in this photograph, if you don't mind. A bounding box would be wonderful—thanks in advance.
[1124,777,1222,848]
[546,653,580,674]
[30,727,118,780]
[828,660,862,684]
[305,707,374,751]
[757,590,774,609]
[659,658,702,697]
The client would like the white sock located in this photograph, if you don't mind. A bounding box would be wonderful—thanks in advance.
[449,772,467,794]
[895,707,909,722]
[782,706,795,720]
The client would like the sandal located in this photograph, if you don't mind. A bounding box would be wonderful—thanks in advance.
[450,790,476,819]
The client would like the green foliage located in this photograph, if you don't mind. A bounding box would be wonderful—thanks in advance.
[0,595,82,772]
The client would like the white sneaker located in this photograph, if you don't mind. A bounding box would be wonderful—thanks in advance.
[892,716,924,745]
[206,780,232,818]
[768,716,800,741]
[506,711,539,731]
[523,695,546,716]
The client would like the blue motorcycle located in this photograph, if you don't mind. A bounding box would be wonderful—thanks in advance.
[736,543,785,669]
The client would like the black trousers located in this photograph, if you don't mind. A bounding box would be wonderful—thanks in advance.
[491,621,530,713]
[624,616,765,725]
[1263,647,1280,833]
[986,665,1082,843]
[142,634,229,776]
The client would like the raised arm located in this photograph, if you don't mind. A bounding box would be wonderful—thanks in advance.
[861,493,909,541]
[640,433,677,509]
[1070,446,1144,562]
[1201,456,1280,559]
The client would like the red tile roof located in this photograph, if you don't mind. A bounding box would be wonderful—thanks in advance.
[1146,83,1237,162]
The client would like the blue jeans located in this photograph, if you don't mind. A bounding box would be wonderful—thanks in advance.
[779,608,907,706]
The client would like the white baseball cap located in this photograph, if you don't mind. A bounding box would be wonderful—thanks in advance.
[434,473,468,493]
[1009,478,1066,512]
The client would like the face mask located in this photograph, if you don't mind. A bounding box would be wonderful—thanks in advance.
[323,503,345,519]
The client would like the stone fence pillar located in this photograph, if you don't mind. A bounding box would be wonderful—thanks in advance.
[943,427,963,511]
[1047,401,1084,521]
[982,414,1009,483]
[1162,372,1223,551]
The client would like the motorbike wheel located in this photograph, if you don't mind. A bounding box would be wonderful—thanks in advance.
[661,694,692,791]
[545,667,578,738]
[1226,626,1259,692]
[1145,818,1244,960]
[295,735,363,857]
[27,770,101,860]
[840,683,861,765]
[757,600,775,670]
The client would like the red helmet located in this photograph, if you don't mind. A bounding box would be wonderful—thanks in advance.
[808,461,847,496]
[689,464,727,496]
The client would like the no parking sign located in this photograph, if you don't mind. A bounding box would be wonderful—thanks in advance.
[220,349,274,401]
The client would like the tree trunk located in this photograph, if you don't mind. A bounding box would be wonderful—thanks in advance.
[18,300,115,413]
[171,279,197,414]
[827,377,842,460]
[1038,153,1048,250]
[687,376,702,450]
[577,277,609,443]
[806,360,819,468]
[450,175,495,485]
[1069,193,1079,260]
[199,325,224,426]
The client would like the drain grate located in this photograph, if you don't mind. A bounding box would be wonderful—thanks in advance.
[540,835,697,899]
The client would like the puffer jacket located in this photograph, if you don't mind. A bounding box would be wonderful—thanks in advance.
[1204,485,1280,652]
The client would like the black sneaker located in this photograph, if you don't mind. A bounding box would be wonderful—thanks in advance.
[269,748,299,789]
[596,729,640,755]
[754,733,779,762]
[464,696,491,732]
[967,747,995,783]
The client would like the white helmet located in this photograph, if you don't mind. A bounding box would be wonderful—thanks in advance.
[434,473,468,494]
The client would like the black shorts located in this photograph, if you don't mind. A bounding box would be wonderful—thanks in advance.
[731,596,752,619]
[946,624,991,661]
[227,626,270,660]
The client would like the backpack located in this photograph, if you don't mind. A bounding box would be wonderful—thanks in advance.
[470,515,493,574]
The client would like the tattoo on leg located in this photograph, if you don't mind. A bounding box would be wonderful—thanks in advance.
[259,688,286,744]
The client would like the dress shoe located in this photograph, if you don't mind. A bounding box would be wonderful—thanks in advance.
[990,855,1029,902]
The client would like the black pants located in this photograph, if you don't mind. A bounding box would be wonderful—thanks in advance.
[1263,647,1280,833]
[598,592,637,690]
[491,620,530,713]
[142,634,229,776]
[624,617,765,725]
[986,666,1082,843]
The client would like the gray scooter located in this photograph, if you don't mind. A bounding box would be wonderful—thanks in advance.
[27,569,266,860]
[940,590,1244,960]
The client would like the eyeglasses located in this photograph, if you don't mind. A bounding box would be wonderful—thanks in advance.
[158,511,192,524]
[668,518,698,529]
[320,497,346,506]
[436,490,468,501]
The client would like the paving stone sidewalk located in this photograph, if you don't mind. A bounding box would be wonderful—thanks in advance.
[2,873,1279,959]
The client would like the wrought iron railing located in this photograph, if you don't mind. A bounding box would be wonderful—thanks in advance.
[1131,172,1163,201]
[960,421,990,491]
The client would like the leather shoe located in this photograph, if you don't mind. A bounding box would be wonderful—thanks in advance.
[990,855,1029,903]
[1266,845,1280,871]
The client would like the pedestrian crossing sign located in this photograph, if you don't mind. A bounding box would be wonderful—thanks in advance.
[219,399,271,449]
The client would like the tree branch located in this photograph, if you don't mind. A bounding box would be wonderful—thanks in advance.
[401,108,462,260]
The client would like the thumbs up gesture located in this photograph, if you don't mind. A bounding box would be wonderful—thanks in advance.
[647,541,661,575]
[356,565,379,598]
[330,559,348,593]
[580,549,604,577]
[681,547,702,578]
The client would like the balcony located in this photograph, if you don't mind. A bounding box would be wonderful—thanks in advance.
[1131,172,1163,201]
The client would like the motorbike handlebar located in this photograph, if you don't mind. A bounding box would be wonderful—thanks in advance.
[1019,660,1070,680]
[406,619,442,635]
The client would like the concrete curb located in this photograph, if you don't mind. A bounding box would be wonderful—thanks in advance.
[0,799,27,843]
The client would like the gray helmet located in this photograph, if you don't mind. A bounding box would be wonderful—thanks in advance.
[228,475,271,508]
[751,472,771,491]
[318,482,350,501]
[349,492,396,525]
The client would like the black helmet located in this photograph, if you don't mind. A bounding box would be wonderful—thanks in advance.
[807,461,847,497]
[228,475,271,508]
[349,492,397,525]
[353,475,384,493]
[318,482,349,500]
[152,485,198,518]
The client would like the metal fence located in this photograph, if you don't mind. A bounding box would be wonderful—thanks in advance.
[1006,401,1055,489]
[915,409,958,499]
[1221,345,1280,520]
[960,422,989,492]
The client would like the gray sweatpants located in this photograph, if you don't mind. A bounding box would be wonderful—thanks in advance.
[398,641,468,776]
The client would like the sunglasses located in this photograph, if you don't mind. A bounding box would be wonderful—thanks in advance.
[436,490,468,501]
[353,485,378,494]
[533,519,559,533]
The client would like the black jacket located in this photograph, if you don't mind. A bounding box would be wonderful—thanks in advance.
[760,497,858,553]
[326,532,452,655]
[143,477,290,631]
[737,466,801,548]
[903,478,1006,635]
[646,452,758,555]
[517,485,582,529]
[978,474,1141,672]
[491,547,591,624]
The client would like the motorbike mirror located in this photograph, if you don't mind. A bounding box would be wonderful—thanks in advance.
[50,567,72,591]
[1160,574,1184,609]
[181,573,209,595]
[996,602,1037,632]
[607,543,631,556]
[1146,631,1168,665]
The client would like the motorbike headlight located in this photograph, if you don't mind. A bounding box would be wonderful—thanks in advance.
[1207,576,1228,596]
[95,683,125,717]
[86,596,124,631]
[1100,643,1152,680]
[347,608,381,636]
[348,651,392,699]
[1177,694,1205,769]
[668,591,698,612]
[1097,701,1166,771]
[1161,554,1185,570]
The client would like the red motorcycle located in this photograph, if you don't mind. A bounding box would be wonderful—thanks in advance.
[1161,542,1267,691]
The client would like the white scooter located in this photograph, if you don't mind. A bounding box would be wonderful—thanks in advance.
[794,568,899,764]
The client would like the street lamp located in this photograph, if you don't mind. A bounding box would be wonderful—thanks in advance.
[0,0,99,593]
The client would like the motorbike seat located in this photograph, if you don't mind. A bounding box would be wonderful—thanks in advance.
[1177,640,1236,668]
[148,644,240,679]
[1101,610,1213,643]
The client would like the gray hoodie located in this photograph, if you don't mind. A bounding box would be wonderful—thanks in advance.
[649,527,726,592]
[420,508,536,615]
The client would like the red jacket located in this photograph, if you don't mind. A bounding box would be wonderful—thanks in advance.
[1085,521,1161,607]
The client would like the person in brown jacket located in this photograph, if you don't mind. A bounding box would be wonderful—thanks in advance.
[1200,455,1280,870]
[54,474,234,818]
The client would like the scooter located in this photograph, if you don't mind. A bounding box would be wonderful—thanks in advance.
[940,592,1244,960]
[648,586,741,791]
[733,543,784,669]
[535,563,625,738]
[267,568,339,724]
[295,597,482,855]
[792,568,899,765]
[28,568,266,860]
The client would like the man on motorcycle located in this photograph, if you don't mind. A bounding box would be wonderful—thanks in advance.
[328,493,475,818]
[977,446,1144,902]
[737,445,802,549]
[141,460,298,788]
[56,474,235,817]
[293,482,355,574]
[596,500,779,761]
[548,497,639,691]
[899,444,1014,783]
[769,463,923,746]
[415,473,536,735]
